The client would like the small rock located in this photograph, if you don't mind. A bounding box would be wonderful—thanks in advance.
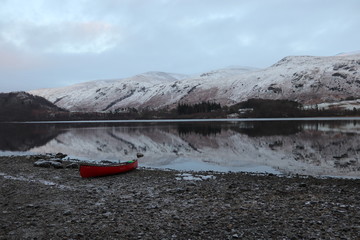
[51,161,64,169]
[103,212,112,217]
[174,188,185,193]
[33,155,46,160]
[187,182,197,186]
[63,210,72,216]
[51,159,63,163]
[55,153,67,159]
[66,163,79,169]
[33,160,52,168]
[137,153,144,158]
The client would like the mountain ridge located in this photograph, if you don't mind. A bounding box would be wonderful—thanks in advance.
[28,54,360,112]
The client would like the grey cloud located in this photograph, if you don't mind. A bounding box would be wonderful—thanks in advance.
[1,21,122,54]
[0,0,360,92]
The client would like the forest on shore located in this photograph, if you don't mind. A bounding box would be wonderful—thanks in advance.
[1,92,359,122]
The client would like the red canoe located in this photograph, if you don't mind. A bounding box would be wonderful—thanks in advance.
[79,159,138,178]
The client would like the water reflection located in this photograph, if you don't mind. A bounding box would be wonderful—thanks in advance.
[231,121,303,136]
[1,120,360,177]
[178,123,222,136]
[0,123,65,151]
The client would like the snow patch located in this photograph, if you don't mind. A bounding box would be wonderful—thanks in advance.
[304,99,360,111]
[175,173,216,181]
[0,172,74,190]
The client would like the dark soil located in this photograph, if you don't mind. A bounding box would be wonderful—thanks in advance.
[1,156,360,239]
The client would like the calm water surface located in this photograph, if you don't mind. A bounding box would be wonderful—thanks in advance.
[1,118,360,177]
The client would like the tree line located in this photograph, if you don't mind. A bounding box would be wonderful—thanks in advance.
[177,101,221,115]
[1,92,360,122]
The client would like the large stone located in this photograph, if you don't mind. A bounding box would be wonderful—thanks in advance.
[50,161,64,169]
[65,163,79,169]
[33,160,64,169]
[33,160,52,168]
[55,153,67,159]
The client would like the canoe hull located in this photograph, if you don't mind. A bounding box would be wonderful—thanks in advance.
[79,160,138,178]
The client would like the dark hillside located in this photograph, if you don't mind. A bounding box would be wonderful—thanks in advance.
[0,92,67,121]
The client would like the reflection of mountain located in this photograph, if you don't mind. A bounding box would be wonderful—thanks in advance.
[27,121,360,177]
[0,124,64,151]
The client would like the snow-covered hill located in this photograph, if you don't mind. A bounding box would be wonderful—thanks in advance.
[29,54,360,112]
[29,71,189,112]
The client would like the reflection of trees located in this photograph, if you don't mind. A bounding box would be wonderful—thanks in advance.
[177,123,222,136]
[230,121,302,136]
[316,120,359,130]
[0,124,65,151]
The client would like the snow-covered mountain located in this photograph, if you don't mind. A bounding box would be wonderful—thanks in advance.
[29,54,360,112]
[336,50,360,56]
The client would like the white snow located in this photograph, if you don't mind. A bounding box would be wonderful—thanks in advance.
[175,173,216,181]
[28,53,360,112]
[336,50,360,56]
[304,99,360,111]
[0,172,74,190]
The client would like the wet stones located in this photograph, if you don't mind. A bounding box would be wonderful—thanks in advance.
[32,153,79,169]
[65,163,79,169]
[33,160,63,169]
[55,152,67,159]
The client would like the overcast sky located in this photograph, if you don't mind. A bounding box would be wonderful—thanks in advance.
[0,0,359,92]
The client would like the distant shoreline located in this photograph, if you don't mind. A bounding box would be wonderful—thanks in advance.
[5,116,360,124]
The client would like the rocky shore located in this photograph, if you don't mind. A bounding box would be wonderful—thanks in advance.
[1,155,360,239]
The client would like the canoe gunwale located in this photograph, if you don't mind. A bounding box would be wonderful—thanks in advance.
[79,160,135,167]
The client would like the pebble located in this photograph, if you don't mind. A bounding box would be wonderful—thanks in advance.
[63,210,72,216]
[55,153,67,159]
[65,163,79,169]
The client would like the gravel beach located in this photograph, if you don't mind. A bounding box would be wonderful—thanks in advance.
[1,155,360,239]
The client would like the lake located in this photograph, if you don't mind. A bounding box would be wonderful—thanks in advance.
[1,117,360,177]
